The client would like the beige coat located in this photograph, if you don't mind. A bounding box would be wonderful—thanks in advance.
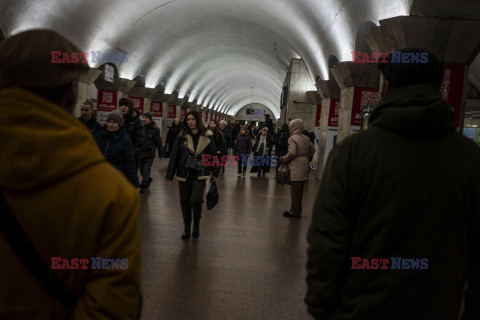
[283,119,315,182]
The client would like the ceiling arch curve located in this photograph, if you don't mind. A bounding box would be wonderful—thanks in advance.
[7,0,468,116]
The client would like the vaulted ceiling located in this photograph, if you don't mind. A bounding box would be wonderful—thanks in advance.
[1,0,479,117]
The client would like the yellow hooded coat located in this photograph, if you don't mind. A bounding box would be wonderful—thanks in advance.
[0,88,141,319]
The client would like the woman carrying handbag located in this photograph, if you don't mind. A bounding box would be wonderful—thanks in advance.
[166,111,219,239]
[279,119,315,218]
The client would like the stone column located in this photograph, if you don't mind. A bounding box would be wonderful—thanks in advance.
[75,69,102,117]
[149,88,174,140]
[364,15,480,130]
[162,102,169,141]
[283,58,316,123]
[330,62,380,143]
[315,79,341,181]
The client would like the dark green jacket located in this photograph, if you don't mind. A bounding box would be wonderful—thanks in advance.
[306,84,480,320]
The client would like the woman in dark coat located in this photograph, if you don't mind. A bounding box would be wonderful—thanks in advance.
[95,110,139,188]
[119,98,144,167]
[251,127,273,177]
[166,111,219,240]
[234,125,252,177]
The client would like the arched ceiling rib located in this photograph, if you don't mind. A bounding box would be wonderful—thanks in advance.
[1,0,440,116]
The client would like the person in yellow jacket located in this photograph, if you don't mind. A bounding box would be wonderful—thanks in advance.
[0,30,141,319]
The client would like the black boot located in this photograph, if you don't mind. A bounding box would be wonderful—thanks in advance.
[181,223,191,239]
[192,219,200,239]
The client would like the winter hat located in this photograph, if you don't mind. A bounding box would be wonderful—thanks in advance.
[143,112,153,120]
[107,110,124,126]
[0,30,89,89]
[262,127,268,132]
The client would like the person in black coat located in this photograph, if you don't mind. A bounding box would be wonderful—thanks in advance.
[78,99,104,135]
[119,98,144,168]
[274,123,290,157]
[208,120,225,172]
[306,48,480,319]
[234,125,252,177]
[95,110,139,188]
[139,113,162,193]
[273,123,290,173]
[219,120,232,172]
[166,111,219,240]
[165,118,181,157]
[251,127,273,177]
[264,114,275,135]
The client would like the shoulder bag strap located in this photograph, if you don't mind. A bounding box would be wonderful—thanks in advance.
[0,191,77,310]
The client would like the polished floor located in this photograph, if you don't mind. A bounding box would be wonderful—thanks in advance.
[139,158,318,320]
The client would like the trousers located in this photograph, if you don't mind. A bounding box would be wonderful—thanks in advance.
[290,181,304,216]
[179,178,207,223]
[139,157,154,189]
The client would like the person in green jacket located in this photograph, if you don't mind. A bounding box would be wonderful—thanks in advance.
[305,48,480,320]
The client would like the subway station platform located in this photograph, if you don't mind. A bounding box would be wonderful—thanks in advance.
[139,158,318,319]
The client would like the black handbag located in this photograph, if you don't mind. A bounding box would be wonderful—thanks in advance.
[185,153,202,172]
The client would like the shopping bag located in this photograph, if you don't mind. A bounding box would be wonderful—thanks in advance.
[275,163,290,185]
[206,180,219,210]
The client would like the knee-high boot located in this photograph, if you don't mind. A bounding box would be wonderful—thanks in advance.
[181,222,191,239]
[192,219,200,239]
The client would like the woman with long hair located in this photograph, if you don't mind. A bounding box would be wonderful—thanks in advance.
[166,111,219,239]
[252,127,273,177]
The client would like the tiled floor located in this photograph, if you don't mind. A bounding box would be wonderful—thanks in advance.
[139,158,318,319]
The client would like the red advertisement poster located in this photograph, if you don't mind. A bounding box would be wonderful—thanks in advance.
[441,64,466,128]
[315,105,322,127]
[97,90,118,123]
[328,99,340,127]
[168,105,176,118]
[150,102,163,118]
[97,90,117,112]
[180,108,187,119]
[129,97,144,115]
[204,112,208,122]
[351,88,379,127]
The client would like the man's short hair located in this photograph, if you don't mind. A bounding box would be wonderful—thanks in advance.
[378,48,444,89]
[82,99,94,109]
[118,97,134,110]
